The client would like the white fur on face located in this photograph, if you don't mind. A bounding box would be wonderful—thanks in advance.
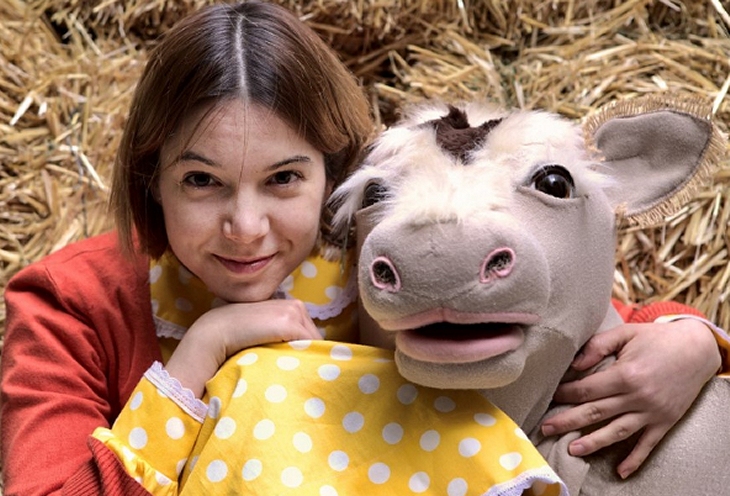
[331,102,610,235]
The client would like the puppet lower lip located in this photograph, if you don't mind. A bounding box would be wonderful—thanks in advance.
[395,323,525,364]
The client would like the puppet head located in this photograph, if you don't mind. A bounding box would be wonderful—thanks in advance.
[331,95,723,430]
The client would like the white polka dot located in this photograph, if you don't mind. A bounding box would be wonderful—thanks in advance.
[178,265,194,284]
[325,285,342,300]
[206,460,227,483]
[514,427,529,440]
[156,471,172,485]
[149,265,162,283]
[150,299,159,314]
[215,417,237,439]
[189,456,199,472]
[434,396,456,412]
[300,261,318,278]
[265,384,287,403]
[447,478,468,496]
[318,364,341,381]
[237,352,259,366]
[130,391,143,410]
[208,397,222,419]
[343,412,364,433]
[289,340,312,350]
[420,430,440,452]
[397,383,418,404]
[293,432,313,453]
[280,275,294,292]
[242,459,263,481]
[166,417,185,439]
[233,379,248,398]
[320,485,338,496]
[281,466,304,488]
[474,413,497,426]
[175,297,193,312]
[330,344,353,361]
[176,458,187,477]
[277,356,301,371]
[382,423,404,445]
[253,419,275,440]
[368,463,391,484]
[304,398,326,418]
[409,472,430,493]
[358,374,380,394]
[459,438,481,458]
[328,450,349,471]
[500,452,523,471]
[129,427,148,450]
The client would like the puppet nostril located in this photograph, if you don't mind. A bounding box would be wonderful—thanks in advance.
[480,248,515,283]
[370,256,401,292]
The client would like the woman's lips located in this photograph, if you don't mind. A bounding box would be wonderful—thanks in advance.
[214,254,275,274]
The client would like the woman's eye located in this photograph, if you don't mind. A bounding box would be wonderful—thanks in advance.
[270,170,302,185]
[362,181,388,208]
[183,173,217,188]
[531,165,574,199]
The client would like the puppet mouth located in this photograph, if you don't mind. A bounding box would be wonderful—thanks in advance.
[395,322,526,364]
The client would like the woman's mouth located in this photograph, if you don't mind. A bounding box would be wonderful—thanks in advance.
[214,254,275,274]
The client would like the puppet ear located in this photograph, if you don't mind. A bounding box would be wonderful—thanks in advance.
[583,94,726,227]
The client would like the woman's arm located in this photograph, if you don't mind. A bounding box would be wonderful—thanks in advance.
[0,261,154,496]
[542,301,724,479]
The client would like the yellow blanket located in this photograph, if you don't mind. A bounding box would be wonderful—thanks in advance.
[180,341,567,496]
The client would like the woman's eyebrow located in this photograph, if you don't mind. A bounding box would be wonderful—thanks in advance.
[267,155,313,170]
[179,150,218,167]
[178,151,313,169]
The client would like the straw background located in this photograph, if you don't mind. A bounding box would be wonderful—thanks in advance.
[0,0,729,489]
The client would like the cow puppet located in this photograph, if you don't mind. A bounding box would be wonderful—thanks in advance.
[330,94,730,495]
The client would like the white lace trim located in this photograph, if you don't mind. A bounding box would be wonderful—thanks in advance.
[144,362,208,423]
[281,267,359,321]
[654,314,730,343]
[484,466,568,496]
[153,315,188,340]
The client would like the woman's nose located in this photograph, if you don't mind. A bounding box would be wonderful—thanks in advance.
[223,195,270,242]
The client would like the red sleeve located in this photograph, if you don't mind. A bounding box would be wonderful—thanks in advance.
[60,438,153,496]
[611,298,706,324]
[0,237,158,496]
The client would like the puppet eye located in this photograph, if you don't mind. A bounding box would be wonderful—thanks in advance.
[531,165,575,199]
[362,181,389,208]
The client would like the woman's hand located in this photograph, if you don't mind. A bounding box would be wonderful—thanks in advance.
[541,318,721,479]
[165,299,322,397]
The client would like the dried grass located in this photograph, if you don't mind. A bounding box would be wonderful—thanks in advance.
[2,0,730,341]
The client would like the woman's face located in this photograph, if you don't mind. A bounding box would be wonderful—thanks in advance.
[157,100,328,303]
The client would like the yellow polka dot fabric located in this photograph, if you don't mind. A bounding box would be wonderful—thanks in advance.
[150,250,359,346]
[93,368,205,495]
[179,341,567,496]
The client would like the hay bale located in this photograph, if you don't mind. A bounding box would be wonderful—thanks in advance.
[2,0,729,339]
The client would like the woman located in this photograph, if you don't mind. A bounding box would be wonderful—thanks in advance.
[1,1,726,494]
[1,3,371,494]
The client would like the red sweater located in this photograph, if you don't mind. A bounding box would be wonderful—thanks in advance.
[0,232,706,495]
[1,232,154,496]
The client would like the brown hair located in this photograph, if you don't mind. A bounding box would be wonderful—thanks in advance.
[110,1,373,258]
